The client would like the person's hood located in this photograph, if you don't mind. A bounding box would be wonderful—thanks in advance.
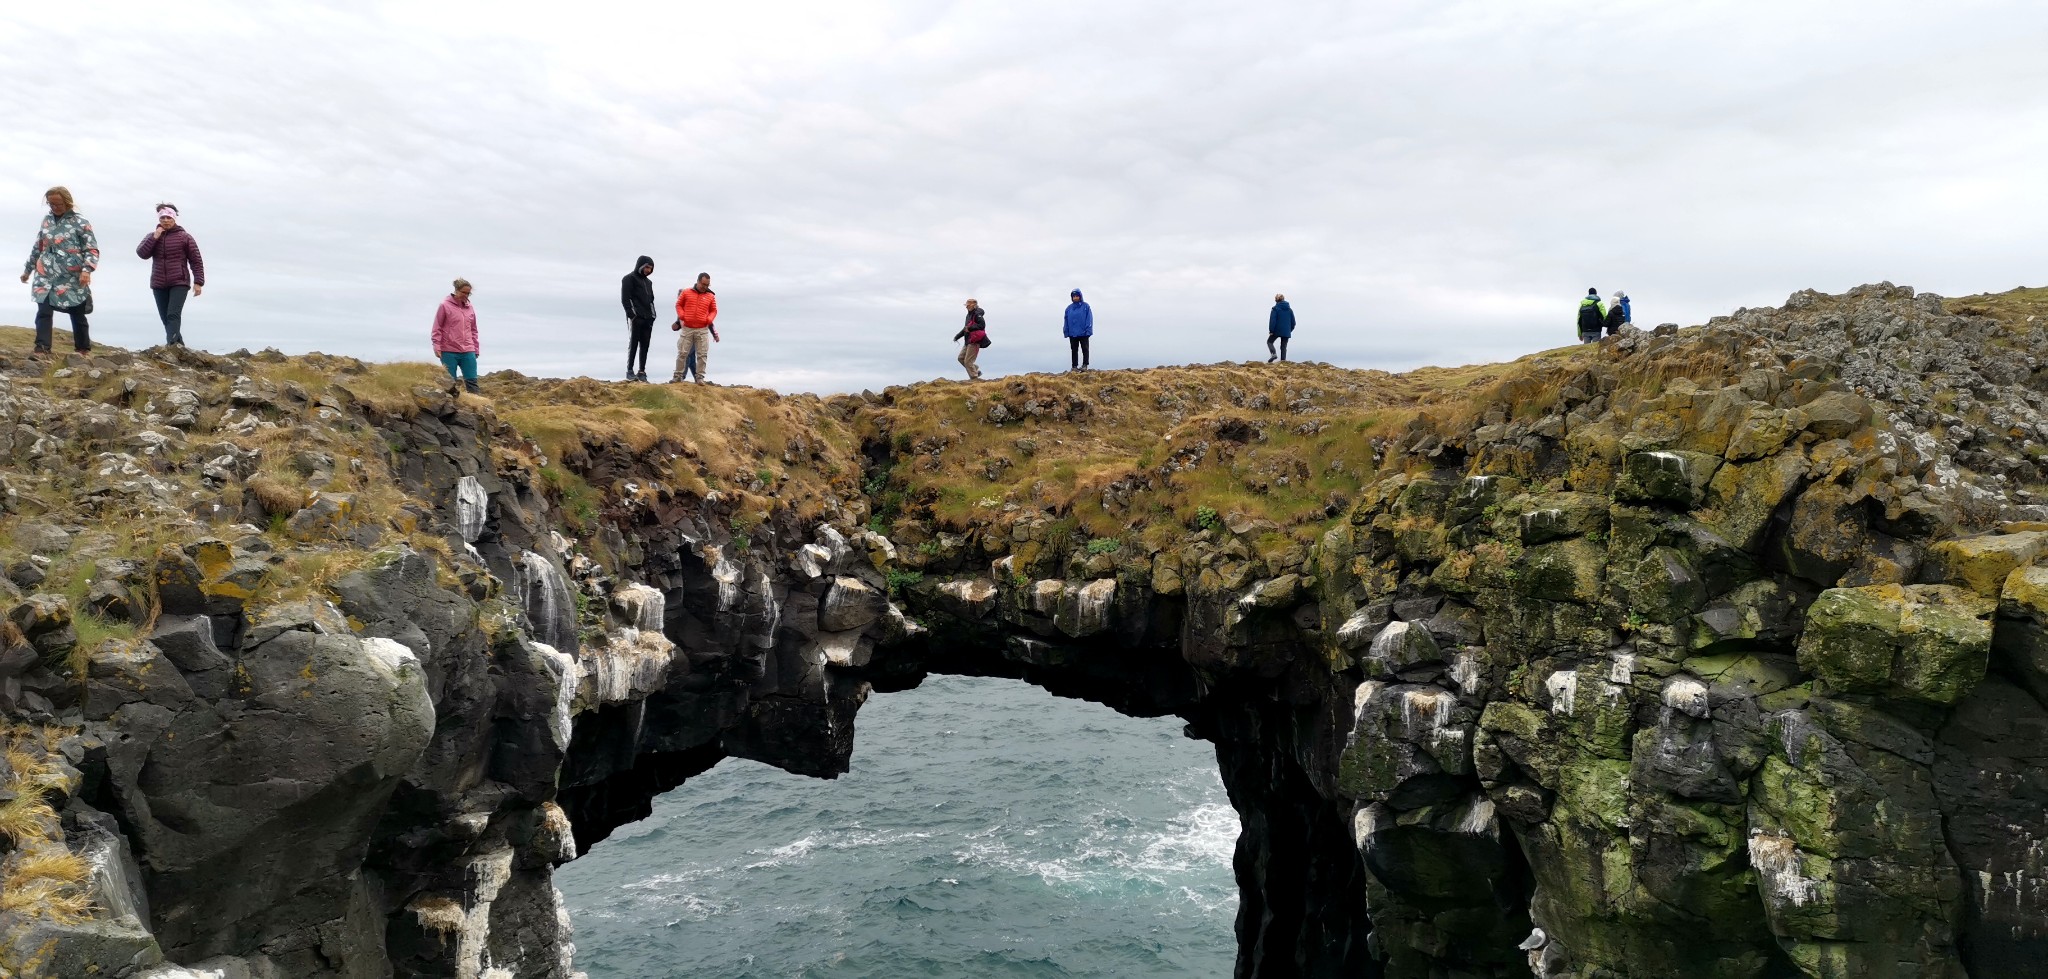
[634,256,654,275]
[1274,300,1290,307]
[1070,290,1084,302]
[446,294,471,307]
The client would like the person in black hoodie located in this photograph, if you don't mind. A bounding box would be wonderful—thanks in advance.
[621,256,657,382]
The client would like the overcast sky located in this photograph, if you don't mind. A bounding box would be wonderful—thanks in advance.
[4,1,2045,392]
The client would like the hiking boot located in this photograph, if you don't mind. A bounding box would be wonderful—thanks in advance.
[464,379,481,395]
[1267,354,1278,363]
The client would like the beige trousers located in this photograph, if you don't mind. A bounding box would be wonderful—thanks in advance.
[675,327,712,381]
[958,342,981,379]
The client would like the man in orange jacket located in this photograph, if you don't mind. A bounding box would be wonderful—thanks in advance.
[671,272,719,383]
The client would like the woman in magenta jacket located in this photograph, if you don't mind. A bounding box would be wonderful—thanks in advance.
[432,279,481,394]
[134,202,205,347]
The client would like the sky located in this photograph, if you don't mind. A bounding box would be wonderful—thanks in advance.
[3,1,2045,393]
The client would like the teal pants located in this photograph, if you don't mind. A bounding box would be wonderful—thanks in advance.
[440,351,478,382]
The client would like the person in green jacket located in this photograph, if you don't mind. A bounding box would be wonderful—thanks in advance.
[1576,288,1605,343]
[19,186,99,357]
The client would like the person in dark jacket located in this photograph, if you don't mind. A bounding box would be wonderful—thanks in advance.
[1267,294,1295,362]
[1603,292,1628,336]
[621,256,656,381]
[135,203,205,347]
[1577,288,1605,343]
[1064,289,1093,371]
[953,298,988,380]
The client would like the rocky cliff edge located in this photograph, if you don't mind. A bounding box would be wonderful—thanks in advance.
[1,283,2046,978]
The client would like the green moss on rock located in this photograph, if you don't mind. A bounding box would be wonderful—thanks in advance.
[1795,584,1993,704]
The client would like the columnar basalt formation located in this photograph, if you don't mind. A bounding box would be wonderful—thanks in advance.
[1,284,2045,978]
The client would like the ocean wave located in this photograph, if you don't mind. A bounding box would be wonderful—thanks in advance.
[742,828,938,870]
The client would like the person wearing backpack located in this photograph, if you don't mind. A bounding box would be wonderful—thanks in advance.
[1267,293,1295,362]
[1604,291,1628,336]
[1576,288,1605,343]
[953,298,989,380]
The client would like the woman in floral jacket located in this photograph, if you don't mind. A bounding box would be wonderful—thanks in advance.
[19,186,99,356]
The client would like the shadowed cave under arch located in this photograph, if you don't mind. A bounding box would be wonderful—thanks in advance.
[548,617,1391,979]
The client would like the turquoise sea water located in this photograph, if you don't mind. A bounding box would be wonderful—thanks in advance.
[557,674,1240,978]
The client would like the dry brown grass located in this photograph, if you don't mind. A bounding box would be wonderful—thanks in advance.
[488,376,862,523]
[0,725,93,925]
[252,357,454,417]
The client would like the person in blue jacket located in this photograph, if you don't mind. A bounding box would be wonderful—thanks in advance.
[1064,288,1093,371]
[1267,294,1295,362]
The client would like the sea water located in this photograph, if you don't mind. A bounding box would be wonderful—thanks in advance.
[557,674,1240,977]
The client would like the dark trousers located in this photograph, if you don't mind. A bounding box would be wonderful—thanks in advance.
[33,303,90,352]
[1068,336,1090,368]
[1267,334,1289,360]
[627,317,654,375]
[153,285,190,346]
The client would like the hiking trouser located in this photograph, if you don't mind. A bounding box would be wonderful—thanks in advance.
[441,351,478,382]
[1579,331,1601,344]
[154,286,190,346]
[1267,334,1289,361]
[1068,336,1090,368]
[676,327,712,381]
[34,302,90,353]
[628,316,654,375]
[958,343,981,379]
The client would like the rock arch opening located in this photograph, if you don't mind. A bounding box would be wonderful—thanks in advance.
[555,673,1240,977]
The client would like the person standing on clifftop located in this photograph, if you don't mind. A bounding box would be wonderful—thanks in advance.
[1267,294,1295,362]
[1064,289,1093,371]
[19,186,99,358]
[433,278,481,395]
[621,256,656,382]
[954,298,988,380]
[136,203,205,348]
[1577,288,1605,343]
[1604,291,1629,337]
[671,272,719,384]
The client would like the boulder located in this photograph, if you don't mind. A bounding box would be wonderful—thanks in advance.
[1796,584,1993,704]
[818,576,887,632]
[100,630,433,960]
[1615,449,1720,508]
[1928,531,2048,599]
[1054,578,1116,638]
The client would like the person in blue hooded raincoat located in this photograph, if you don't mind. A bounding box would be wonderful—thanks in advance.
[1267,294,1295,362]
[1064,289,1093,371]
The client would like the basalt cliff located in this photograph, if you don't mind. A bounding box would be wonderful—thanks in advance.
[2,283,2047,979]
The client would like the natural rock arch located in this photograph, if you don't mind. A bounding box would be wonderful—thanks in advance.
[8,285,2048,979]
